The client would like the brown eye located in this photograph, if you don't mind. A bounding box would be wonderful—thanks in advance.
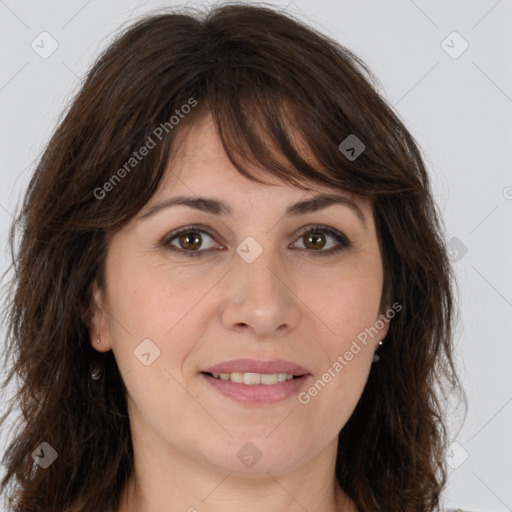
[303,231,326,250]
[291,225,351,256]
[162,225,219,257]
[176,232,202,251]
[160,224,350,258]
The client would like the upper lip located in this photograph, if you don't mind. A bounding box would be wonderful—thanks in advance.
[201,359,310,376]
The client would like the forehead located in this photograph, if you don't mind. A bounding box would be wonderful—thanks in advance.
[158,111,369,209]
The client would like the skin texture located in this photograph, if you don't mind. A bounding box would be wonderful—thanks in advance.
[89,112,389,512]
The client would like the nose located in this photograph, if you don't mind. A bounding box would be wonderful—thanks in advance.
[219,247,301,339]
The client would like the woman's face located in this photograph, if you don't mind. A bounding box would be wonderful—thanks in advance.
[91,112,389,476]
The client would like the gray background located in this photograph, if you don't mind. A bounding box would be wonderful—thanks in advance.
[1,1,511,511]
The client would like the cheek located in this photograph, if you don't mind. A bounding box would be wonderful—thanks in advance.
[104,253,221,380]
[106,249,212,336]
[310,268,382,403]
[295,340,373,445]
[319,273,383,342]
[299,243,383,330]
[303,300,377,417]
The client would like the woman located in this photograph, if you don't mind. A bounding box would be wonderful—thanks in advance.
[0,3,468,511]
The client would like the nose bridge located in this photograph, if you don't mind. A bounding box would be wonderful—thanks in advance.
[220,233,301,336]
[235,233,284,304]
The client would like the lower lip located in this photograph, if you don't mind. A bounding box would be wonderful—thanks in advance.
[201,373,311,404]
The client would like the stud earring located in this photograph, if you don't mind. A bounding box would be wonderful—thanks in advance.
[372,340,384,363]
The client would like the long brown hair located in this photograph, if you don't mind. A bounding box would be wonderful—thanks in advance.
[0,3,466,511]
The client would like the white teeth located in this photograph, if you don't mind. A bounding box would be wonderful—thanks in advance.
[209,372,296,385]
[231,372,243,383]
[243,372,261,385]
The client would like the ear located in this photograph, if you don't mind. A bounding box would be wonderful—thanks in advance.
[375,304,392,345]
[377,317,390,342]
[87,279,112,353]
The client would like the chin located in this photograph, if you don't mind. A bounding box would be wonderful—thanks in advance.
[200,436,307,476]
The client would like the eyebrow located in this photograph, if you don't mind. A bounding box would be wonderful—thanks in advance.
[138,193,367,228]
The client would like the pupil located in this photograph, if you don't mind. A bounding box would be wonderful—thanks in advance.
[306,232,324,250]
[181,232,201,250]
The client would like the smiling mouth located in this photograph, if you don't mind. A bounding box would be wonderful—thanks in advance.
[200,371,311,404]
[202,371,305,385]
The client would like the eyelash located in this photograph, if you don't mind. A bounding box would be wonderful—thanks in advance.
[159,224,351,258]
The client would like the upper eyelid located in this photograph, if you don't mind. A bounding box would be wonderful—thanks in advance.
[162,224,349,247]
